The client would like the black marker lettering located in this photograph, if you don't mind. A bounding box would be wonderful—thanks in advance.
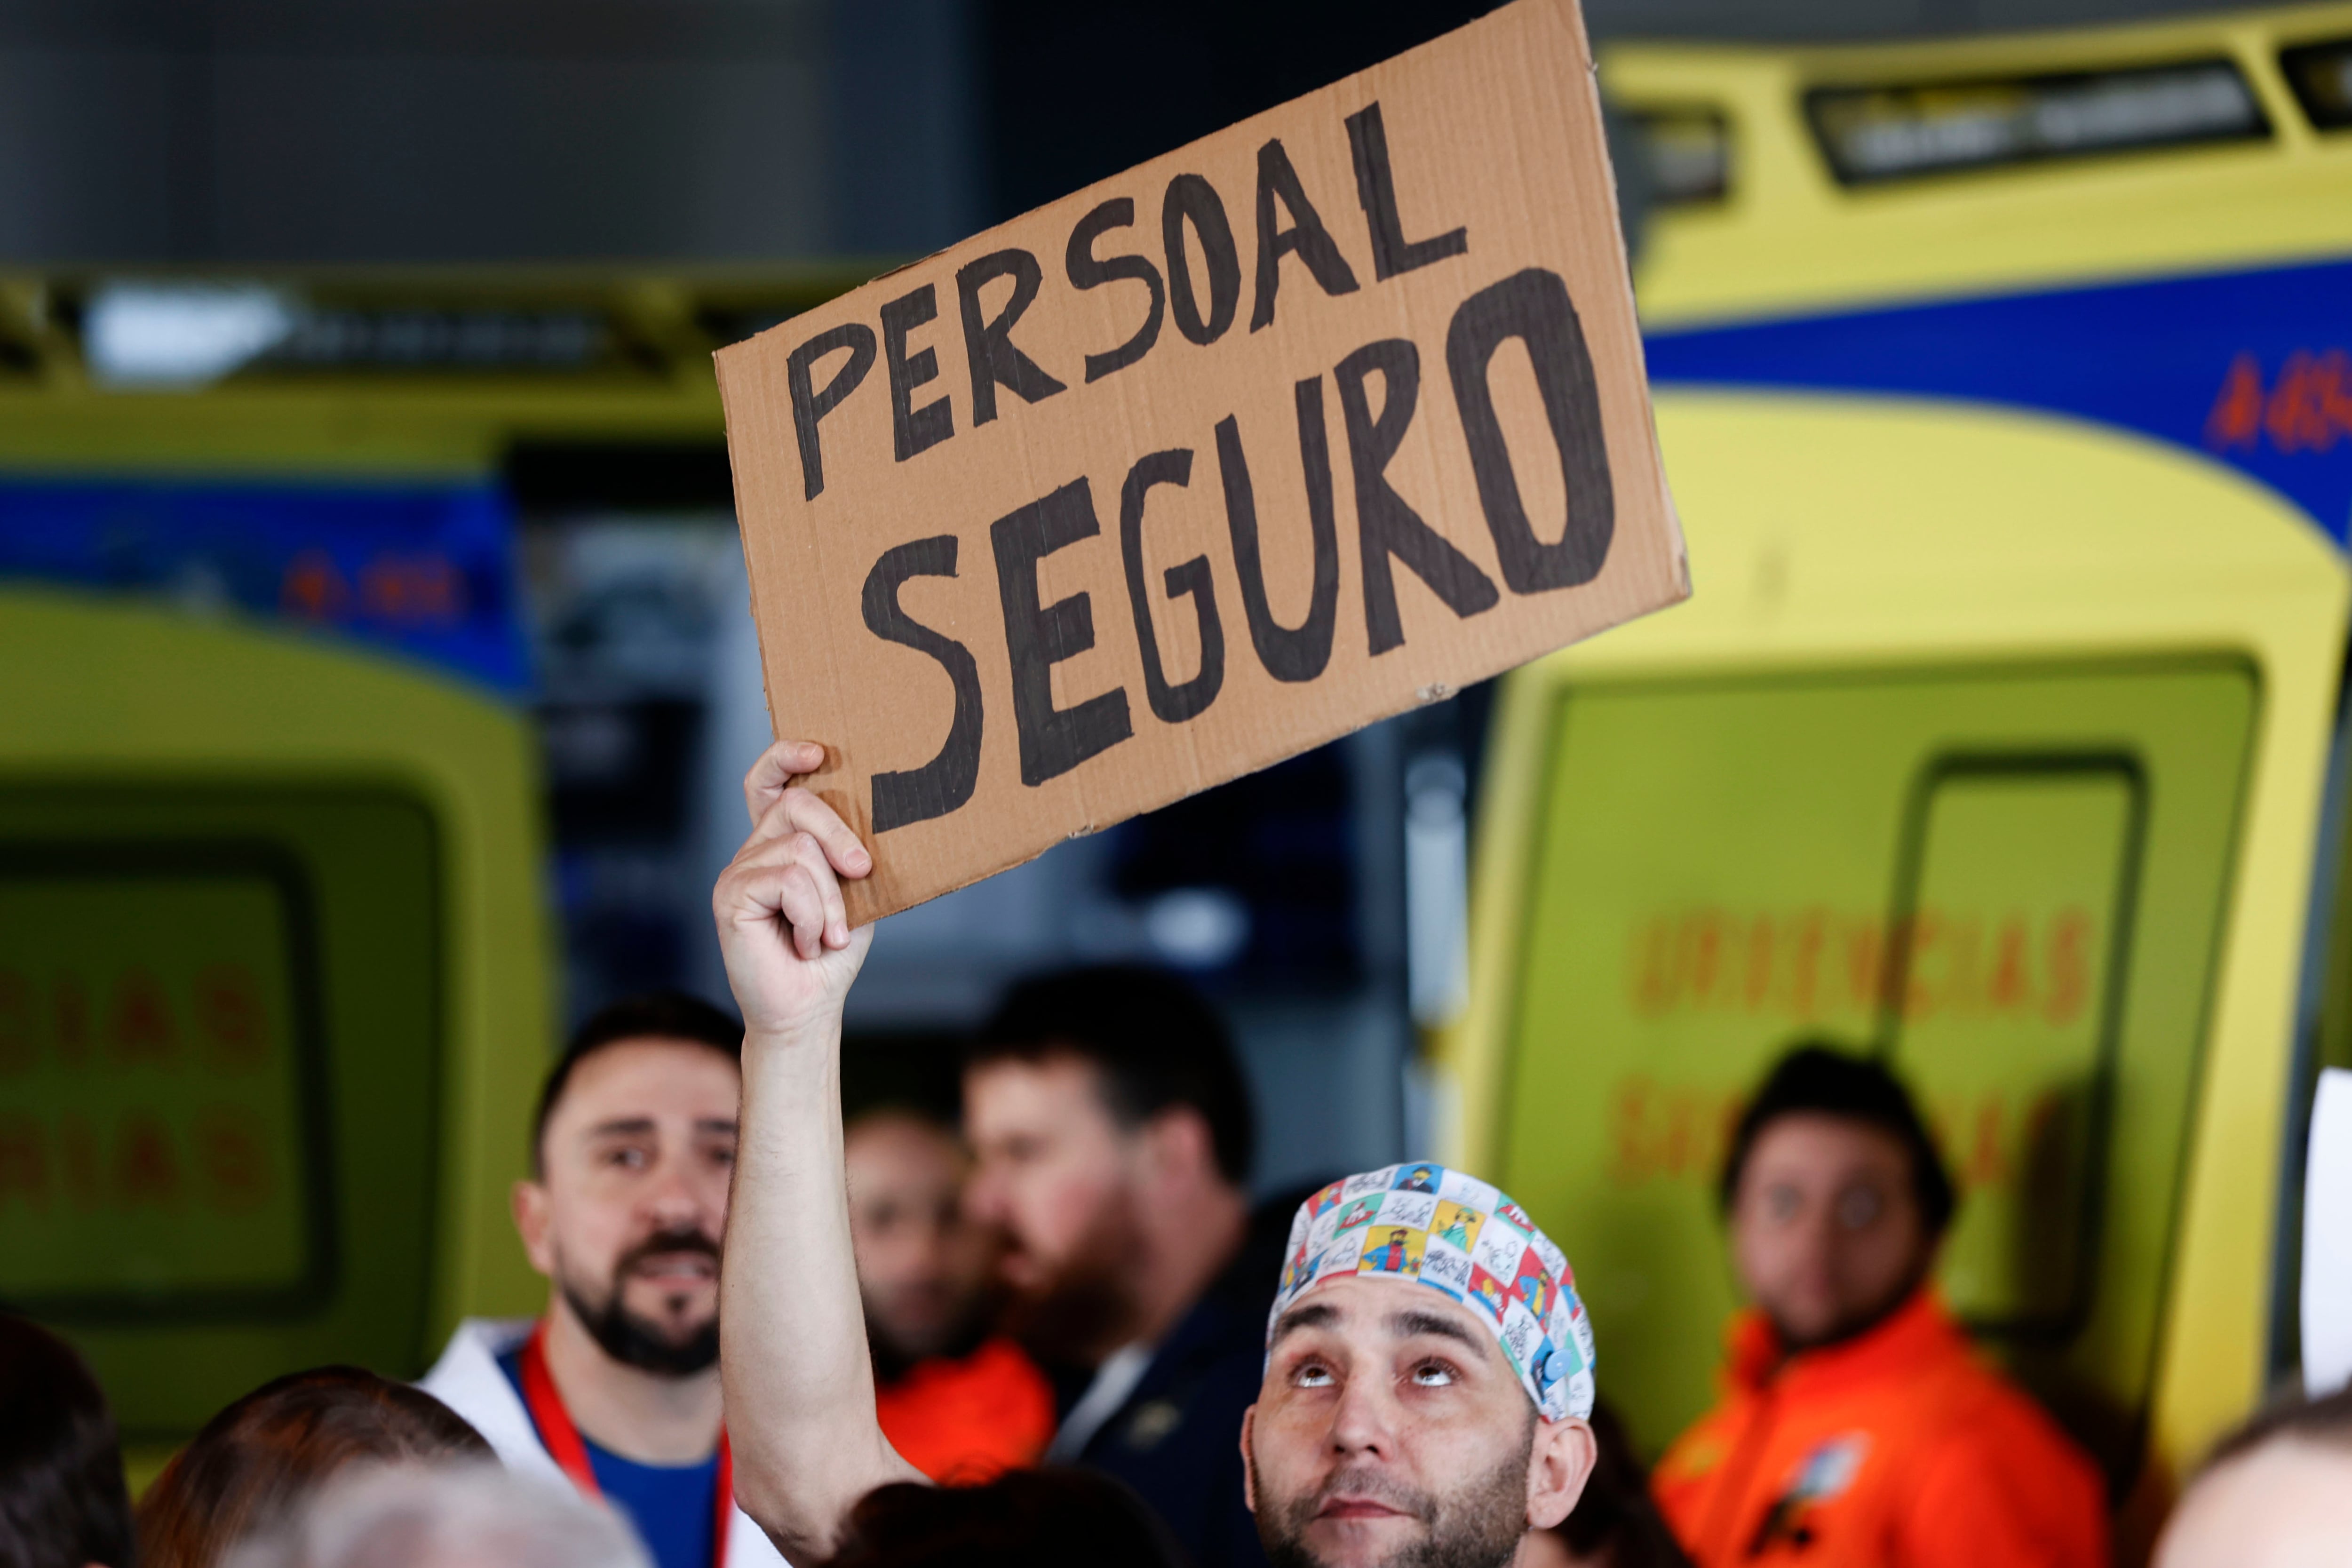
[787,322,877,500]
[1217,380,1340,682]
[1119,448,1225,724]
[1066,198,1166,383]
[1346,102,1468,281]
[1161,174,1241,346]
[957,248,1067,426]
[861,536,984,831]
[1446,268,1615,593]
[990,479,1133,785]
[881,285,953,463]
[1250,137,1360,332]
[1333,338,1499,654]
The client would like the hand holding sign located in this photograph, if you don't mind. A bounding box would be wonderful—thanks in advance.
[714,740,874,1044]
[718,0,1687,923]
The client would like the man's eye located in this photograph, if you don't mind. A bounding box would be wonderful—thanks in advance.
[1294,1363,1336,1389]
[1410,1361,1457,1387]
[1836,1186,1884,1230]
[604,1146,649,1170]
[710,1146,737,1169]
[1765,1185,1802,1222]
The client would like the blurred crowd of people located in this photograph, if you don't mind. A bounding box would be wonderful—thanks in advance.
[6,739,2349,1568]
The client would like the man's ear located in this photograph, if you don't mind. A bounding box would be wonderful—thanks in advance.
[1141,1106,1220,1190]
[513,1178,557,1278]
[1239,1404,1261,1516]
[1525,1415,1597,1531]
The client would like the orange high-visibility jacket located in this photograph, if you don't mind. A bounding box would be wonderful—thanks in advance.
[874,1336,1056,1484]
[1653,1292,2107,1568]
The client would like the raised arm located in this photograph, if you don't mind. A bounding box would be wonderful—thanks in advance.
[714,740,924,1561]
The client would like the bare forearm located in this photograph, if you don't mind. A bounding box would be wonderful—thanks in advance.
[722,1013,921,1560]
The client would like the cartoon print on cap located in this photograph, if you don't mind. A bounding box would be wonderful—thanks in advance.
[1512,1249,1557,1321]
[1267,1162,1595,1423]
[1420,1244,1472,1299]
[1432,1199,1483,1253]
[1467,1265,1510,1323]
[1359,1225,1426,1279]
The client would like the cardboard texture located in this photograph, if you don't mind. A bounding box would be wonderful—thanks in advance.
[717,0,1688,923]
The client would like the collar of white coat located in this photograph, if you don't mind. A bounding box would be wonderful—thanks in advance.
[415,1317,795,1567]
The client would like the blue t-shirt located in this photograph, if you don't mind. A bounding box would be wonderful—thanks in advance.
[498,1347,719,1568]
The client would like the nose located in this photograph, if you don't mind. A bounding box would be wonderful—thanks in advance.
[1325,1366,1401,1460]
[962,1164,1008,1226]
[643,1155,711,1235]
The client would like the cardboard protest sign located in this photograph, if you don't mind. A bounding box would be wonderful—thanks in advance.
[717,0,1688,923]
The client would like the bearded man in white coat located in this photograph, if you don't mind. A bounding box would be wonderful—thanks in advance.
[421,991,787,1568]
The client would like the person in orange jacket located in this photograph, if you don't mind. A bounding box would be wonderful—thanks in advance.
[844,1105,1055,1482]
[1653,1044,2107,1568]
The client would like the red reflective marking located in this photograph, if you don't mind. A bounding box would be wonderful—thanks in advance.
[193,1106,273,1211]
[110,969,178,1064]
[195,964,269,1069]
[115,1113,182,1206]
[0,1114,45,1209]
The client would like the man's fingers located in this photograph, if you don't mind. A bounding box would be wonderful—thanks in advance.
[721,854,832,961]
[742,740,828,826]
[748,787,872,881]
[725,831,854,953]
[788,831,850,949]
[777,864,828,960]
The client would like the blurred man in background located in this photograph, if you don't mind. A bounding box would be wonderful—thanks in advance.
[1653,1044,2105,1567]
[2154,1385,2352,1568]
[959,965,1294,1567]
[846,1104,1054,1480]
[421,992,784,1568]
[0,1313,135,1568]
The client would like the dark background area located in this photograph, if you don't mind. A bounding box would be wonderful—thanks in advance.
[0,0,2279,265]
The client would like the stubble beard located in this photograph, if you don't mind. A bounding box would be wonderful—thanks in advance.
[1255,1441,1533,1568]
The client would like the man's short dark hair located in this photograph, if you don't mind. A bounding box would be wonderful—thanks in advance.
[1717,1041,1957,1235]
[533,990,743,1172]
[969,965,1255,1186]
[0,1314,135,1568]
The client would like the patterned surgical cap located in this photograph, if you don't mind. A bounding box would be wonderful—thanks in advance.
[1267,1162,1596,1422]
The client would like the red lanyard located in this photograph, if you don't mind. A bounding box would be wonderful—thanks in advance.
[519,1319,734,1568]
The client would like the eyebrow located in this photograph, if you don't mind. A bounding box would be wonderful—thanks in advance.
[1390,1308,1491,1359]
[696,1117,739,1137]
[585,1117,656,1140]
[1267,1302,1340,1348]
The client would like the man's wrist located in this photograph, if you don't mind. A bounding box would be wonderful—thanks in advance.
[742,1014,845,1058]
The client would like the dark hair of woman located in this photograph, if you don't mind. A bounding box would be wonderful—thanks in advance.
[0,1314,137,1568]
[819,1467,1186,1568]
[135,1365,491,1568]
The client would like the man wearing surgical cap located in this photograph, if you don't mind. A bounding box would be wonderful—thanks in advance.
[706,740,1597,1568]
[1245,1164,1599,1568]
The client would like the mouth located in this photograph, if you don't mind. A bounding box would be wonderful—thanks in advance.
[1314,1497,1415,1523]
[628,1252,718,1286]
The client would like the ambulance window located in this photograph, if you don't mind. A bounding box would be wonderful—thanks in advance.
[1805,59,2269,185]
[2280,39,2352,130]
[1492,659,2254,1480]
[1630,108,1731,207]
[0,846,328,1313]
[1882,757,2144,1340]
[0,784,443,1439]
